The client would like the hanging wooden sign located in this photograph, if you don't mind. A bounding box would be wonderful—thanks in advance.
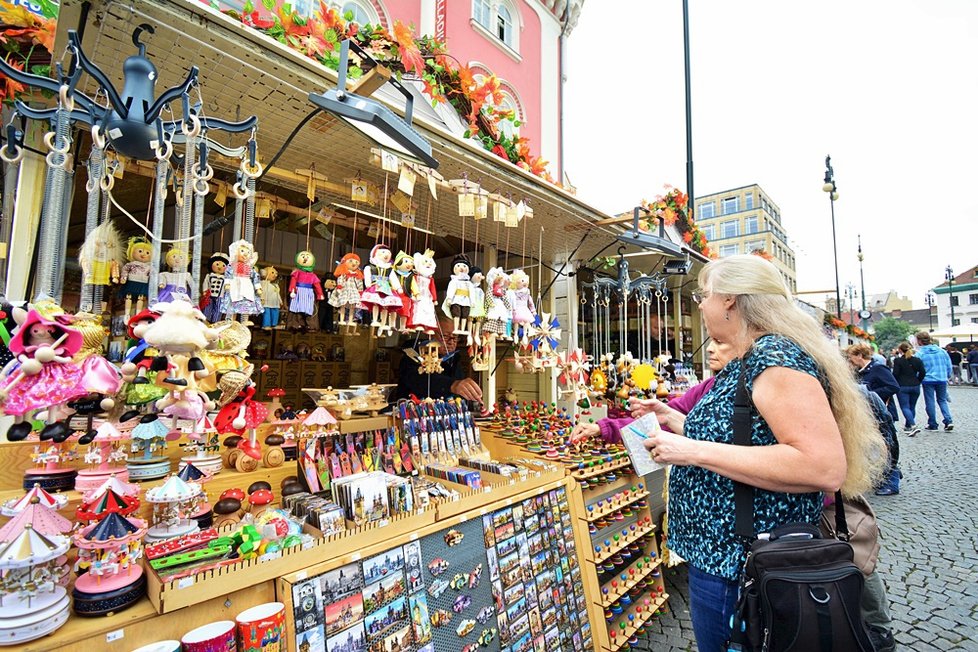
[458,193,475,217]
[380,150,399,173]
[351,182,369,203]
[397,165,417,196]
[474,194,488,220]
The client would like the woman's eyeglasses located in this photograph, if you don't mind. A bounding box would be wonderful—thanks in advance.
[691,289,709,304]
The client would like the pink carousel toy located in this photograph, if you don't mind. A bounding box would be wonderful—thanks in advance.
[178,415,223,477]
[2,484,68,517]
[144,475,204,543]
[22,441,79,493]
[0,523,71,645]
[75,483,141,525]
[0,496,72,540]
[74,421,134,493]
[72,511,148,616]
[177,462,215,530]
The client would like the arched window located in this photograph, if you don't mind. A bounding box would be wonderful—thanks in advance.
[342,1,374,25]
[496,92,521,139]
[473,0,492,29]
[497,5,513,47]
[471,0,520,53]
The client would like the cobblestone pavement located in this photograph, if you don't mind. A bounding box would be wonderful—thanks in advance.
[633,385,978,651]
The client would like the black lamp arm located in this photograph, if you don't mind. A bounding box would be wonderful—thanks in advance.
[0,56,98,116]
[14,103,99,126]
[67,30,127,119]
[147,66,199,123]
[338,38,417,125]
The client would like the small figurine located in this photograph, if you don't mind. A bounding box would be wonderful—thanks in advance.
[200,252,229,323]
[442,254,473,336]
[468,266,486,344]
[214,368,269,472]
[70,314,123,414]
[287,250,324,332]
[260,266,283,329]
[360,244,401,337]
[220,240,263,323]
[0,309,87,441]
[118,237,153,301]
[390,251,415,333]
[328,253,364,333]
[483,267,512,342]
[408,249,438,334]
[319,275,336,333]
[157,247,194,304]
[79,220,123,288]
[508,269,536,344]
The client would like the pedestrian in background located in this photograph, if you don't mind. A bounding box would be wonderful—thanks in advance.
[892,342,925,436]
[967,345,978,386]
[915,331,954,431]
[847,343,900,422]
[946,345,963,384]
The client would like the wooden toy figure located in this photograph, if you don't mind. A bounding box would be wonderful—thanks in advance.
[287,250,324,332]
[507,269,536,344]
[408,249,438,334]
[80,221,123,288]
[390,251,415,333]
[360,244,401,337]
[70,314,123,414]
[468,266,486,345]
[214,368,269,472]
[199,252,229,323]
[442,254,473,336]
[328,253,363,333]
[117,237,153,302]
[221,240,264,323]
[483,267,512,342]
[157,247,194,304]
[260,266,283,329]
[0,309,87,442]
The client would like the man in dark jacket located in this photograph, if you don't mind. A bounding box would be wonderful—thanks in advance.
[847,343,900,420]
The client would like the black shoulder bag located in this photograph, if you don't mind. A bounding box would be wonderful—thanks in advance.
[726,358,874,652]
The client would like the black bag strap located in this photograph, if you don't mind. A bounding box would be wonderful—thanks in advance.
[732,356,849,540]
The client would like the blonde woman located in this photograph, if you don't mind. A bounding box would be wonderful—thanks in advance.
[638,255,886,652]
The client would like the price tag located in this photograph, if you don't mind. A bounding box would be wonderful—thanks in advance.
[177,576,195,589]
[398,166,417,196]
[105,629,124,643]
[381,150,399,172]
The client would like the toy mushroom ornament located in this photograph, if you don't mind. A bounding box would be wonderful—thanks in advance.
[248,488,274,518]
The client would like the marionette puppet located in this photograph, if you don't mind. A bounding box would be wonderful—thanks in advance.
[328,253,364,334]
[483,267,512,342]
[408,249,438,334]
[220,240,264,324]
[157,247,194,304]
[80,221,123,289]
[508,269,536,345]
[468,266,486,345]
[0,309,87,442]
[69,314,123,415]
[260,266,283,329]
[442,254,473,337]
[319,275,336,333]
[200,252,229,323]
[390,251,415,333]
[287,251,324,333]
[360,244,402,337]
[117,237,153,302]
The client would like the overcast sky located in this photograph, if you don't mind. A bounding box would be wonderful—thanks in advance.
[563,0,978,310]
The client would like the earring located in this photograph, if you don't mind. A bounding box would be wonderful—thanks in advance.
[724,312,730,321]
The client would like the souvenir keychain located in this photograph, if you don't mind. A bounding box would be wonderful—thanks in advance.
[408,249,438,334]
[361,244,401,336]
[287,250,324,332]
[200,252,229,323]
[260,266,283,329]
[442,254,473,336]
[328,253,364,334]
[221,240,263,324]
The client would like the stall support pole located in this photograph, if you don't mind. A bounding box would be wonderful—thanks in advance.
[5,123,47,300]
[673,287,683,361]
[484,244,498,406]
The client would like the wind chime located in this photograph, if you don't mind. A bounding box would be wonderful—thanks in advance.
[0,24,258,306]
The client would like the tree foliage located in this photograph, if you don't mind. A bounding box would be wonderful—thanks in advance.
[872,316,916,353]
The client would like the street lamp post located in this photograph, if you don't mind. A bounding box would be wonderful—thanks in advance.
[857,235,868,331]
[925,292,935,332]
[946,265,956,328]
[846,282,856,326]
[823,156,842,319]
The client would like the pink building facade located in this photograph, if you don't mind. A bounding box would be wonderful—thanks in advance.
[321,0,584,180]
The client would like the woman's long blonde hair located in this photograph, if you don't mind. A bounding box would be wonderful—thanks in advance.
[700,255,887,497]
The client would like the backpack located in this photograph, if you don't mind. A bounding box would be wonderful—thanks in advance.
[726,357,874,652]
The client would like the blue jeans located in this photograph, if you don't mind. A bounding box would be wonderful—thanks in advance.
[897,385,920,428]
[687,565,740,652]
[262,307,280,328]
[921,381,952,429]
[885,397,899,422]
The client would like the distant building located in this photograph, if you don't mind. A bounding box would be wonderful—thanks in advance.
[888,307,935,332]
[931,264,978,330]
[865,291,912,313]
[694,184,797,292]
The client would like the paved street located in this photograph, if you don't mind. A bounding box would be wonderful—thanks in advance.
[635,385,978,651]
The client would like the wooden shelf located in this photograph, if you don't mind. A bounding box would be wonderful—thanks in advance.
[571,455,633,482]
[592,521,655,566]
[583,489,649,524]
[598,554,663,609]
[606,593,671,652]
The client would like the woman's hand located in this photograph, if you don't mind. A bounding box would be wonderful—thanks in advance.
[630,397,685,434]
[569,422,600,444]
[643,430,698,466]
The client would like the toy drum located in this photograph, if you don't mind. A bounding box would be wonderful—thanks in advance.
[235,602,285,651]
[131,641,181,652]
[181,620,236,652]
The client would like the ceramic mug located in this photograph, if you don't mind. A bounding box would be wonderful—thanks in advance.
[181,620,236,652]
[131,641,181,652]
[235,602,285,652]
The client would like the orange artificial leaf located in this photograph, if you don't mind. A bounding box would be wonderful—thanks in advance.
[457,65,476,93]
[393,21,425,76]
[0,0,37,28]
[1,58,27,103]
[33,18,56,53]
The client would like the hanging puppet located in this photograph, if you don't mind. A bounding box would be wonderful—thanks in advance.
[328,253,363,333]
[157,247,194,304]
[360,244,401,337]
[79,220,123,289]
[287,251,324,333]
[442,254,473,336]
[319,273,336,333]
[220,240,263,323]
[390,251,415,333]
[117,237,153,302]
[467,266,486,345]
[0,309,87,442]
[508,269,536,344]
[483,267,512,342]
[260,266,283,329]
[199,252,229,323]
[408,249,438,334]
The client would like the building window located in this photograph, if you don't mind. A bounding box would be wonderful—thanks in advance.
[699,202,715,219]
[497,5,513,46]
[321,0,381,25]
[472,0,520,52]
[719,244,739,257]
[473,0,492,28]
[950,296,959,307]
[953,319,961,326]
[969,293,978,305]
[701,224,715,241]
[744,192,754,209]
[721,220,739,238]
[722,197,739,214]
[342,1,373,24]
[971,317,978,324]
[495,91,521,138]
[745,215,758,234]
[745,240,765,254]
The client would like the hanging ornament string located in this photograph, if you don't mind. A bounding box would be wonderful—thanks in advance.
[537,226,543,308]
[424,192,432,252]
[521,199,528,269]
[306,164,316,252]
[380,171,389,246]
